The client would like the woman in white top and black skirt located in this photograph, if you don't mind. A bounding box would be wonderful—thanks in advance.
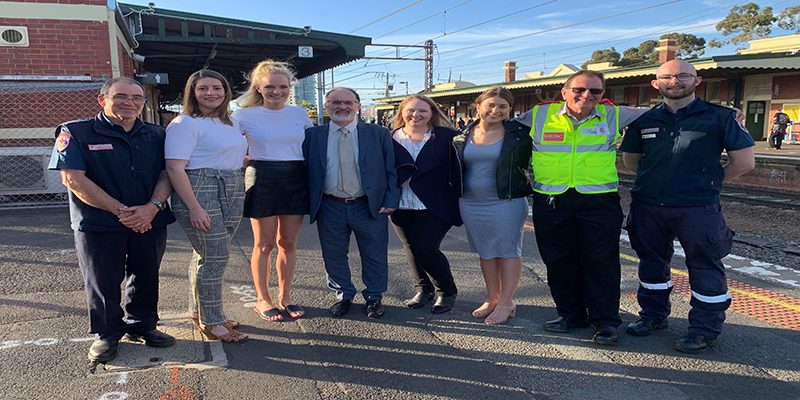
[165,69,249,342]
[233,60,314,322]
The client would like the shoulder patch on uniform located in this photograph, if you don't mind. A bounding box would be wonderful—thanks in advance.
[55,126,72,152]
[737,119,749,133]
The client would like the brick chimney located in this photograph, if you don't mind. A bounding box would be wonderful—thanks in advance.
[657,38,678,64]
[504,61,518,82]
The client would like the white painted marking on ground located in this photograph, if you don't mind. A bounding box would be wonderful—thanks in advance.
[98,392,128,400]
[116,372,129,385]
[620,232,800,288]
[230,284,257,308]
[70,337,97,342]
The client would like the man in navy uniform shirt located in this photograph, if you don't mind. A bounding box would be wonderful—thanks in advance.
[49,77,175,363]
[620,60,755,353]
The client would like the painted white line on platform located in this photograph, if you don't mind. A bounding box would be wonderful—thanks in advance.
[115,372,129,385]
[620,232,800,288]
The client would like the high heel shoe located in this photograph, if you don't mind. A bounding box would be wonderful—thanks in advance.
[484,305,516,325]
[472,302,496,318]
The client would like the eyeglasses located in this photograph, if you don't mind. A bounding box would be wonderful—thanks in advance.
[108,94,146,103]
[327,100,357,107]
[570,87,604,95]
[656,73,696,82]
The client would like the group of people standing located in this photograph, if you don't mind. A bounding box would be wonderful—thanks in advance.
[51,58,755,364]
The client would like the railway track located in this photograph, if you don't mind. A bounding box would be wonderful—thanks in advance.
[618,176,799,210]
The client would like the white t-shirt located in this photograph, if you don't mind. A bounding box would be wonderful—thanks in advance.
[165,114,248,170]
[233,105,314,161]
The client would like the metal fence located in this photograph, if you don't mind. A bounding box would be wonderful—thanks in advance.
[0,81,103,208]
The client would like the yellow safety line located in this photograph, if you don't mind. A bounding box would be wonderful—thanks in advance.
[620,252,800,313]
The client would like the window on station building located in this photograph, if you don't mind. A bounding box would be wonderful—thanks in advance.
[705,81,721,103]
[638,86,655,106]
[606,88,625,105]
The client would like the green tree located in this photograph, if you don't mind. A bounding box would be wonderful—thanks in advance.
[710,3,776,47]
[619,40,658,66]
[581,47,620,69]
[776,6,800,32]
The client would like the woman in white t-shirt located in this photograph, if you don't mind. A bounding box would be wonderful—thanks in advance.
[165,69,248,342]
[233,60,314,322]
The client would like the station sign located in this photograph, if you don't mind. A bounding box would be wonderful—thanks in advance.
[135,72,169,85]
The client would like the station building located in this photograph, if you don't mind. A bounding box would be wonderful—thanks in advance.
[375,34,800,143]
[0,0,369,204]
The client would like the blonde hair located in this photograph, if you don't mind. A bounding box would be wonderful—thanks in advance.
[391,95,452,130]
[181,69,233,126]
[236,59,297,108]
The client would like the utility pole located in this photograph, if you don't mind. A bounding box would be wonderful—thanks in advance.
[424,40,433,92]
[315,71,325,125]
[385,73,390,98]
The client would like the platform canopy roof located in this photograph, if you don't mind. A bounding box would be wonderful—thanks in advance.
[118,3,371,102]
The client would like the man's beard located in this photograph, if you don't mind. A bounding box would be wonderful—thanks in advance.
[659,85,694,100]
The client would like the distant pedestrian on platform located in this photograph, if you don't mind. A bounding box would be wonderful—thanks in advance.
[302,87,400,318]
[390,95,462,314]
[234,60,314,323]
[166,69,248,342]
[768,111,792,150]
[49,77,176,363]
[621,60,755,353]
[451,87,533,325]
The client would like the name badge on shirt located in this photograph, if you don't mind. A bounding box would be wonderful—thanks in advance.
[88,144,114,151]
[641,127,659,139]
[543,132,565,142]
[596,124,610,137]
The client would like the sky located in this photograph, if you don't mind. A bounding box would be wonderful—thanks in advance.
[122,0,798,104]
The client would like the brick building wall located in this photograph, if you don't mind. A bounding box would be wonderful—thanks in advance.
[0,17,111,78]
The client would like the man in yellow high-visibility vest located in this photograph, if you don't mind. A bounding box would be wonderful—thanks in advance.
[517,70,647,345]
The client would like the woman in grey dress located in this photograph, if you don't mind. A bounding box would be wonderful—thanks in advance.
[451,87,533,325]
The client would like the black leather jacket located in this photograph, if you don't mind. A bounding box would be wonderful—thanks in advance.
[450,119,534,199]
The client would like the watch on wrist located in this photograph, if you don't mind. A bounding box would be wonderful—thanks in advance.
[150,199,166,211]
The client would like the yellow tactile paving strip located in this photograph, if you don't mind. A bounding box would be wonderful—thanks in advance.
[621,253,800,332]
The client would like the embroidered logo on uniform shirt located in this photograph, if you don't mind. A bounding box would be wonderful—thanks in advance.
[737,119,750,133]
[55,127,71,152]
[641,127,659,134]
[88,144,114,151]
[543,132,565,142]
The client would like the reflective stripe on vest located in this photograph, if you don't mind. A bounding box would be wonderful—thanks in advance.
[529,102,620,195]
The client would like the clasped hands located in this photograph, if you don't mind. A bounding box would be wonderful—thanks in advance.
[117,203,158,233]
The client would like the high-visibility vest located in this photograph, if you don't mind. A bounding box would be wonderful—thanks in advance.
[529,102,620,195]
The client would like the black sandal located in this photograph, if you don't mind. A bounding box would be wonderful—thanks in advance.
[280,304,305,319]
[253,307,284,322]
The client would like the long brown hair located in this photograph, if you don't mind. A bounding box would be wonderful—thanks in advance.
[474,86,514,109]
[181,69,233,126]
[391,95,452,130]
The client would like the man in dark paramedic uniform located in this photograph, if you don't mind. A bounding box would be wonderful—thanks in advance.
[620,60,755,353]
[49,77,176,363]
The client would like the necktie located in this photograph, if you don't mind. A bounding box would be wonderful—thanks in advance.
[338,127,359,196]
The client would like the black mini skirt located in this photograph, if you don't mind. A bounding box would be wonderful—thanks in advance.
[243,160,309,218]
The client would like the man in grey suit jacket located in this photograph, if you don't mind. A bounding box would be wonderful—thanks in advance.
[302,87,401,318]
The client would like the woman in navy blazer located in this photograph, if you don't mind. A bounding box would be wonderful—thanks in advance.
[390,95,462,314]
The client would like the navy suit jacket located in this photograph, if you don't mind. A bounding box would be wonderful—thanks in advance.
[393,126,462,227]
[303,122,401,223]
